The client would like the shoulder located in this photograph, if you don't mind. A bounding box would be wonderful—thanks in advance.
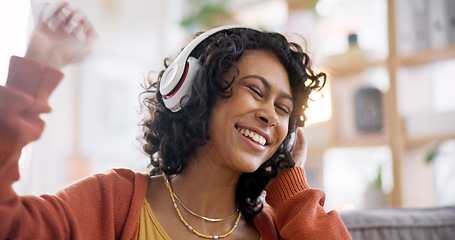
[97,168,150,191]
[51,169,150,239]
[58,168,150,200]
[107,168,150,181]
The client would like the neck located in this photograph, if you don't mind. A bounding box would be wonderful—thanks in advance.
[169,149,242,219]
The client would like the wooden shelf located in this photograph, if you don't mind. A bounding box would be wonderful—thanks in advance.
[324,60,386,78]
[331,137,388,148]
[405,135,455,148]
[324,44,455,78]
[299,0,454,208]
[399,44,455,67]
[308,136,388,151]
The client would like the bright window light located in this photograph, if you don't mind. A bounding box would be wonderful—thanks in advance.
[0,1,31,85]
[305,78,332,125]
[230,0,288,30]
[323,146,393,211]
[2,1,32,194]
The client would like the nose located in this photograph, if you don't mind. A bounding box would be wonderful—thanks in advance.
[257,105,279,127]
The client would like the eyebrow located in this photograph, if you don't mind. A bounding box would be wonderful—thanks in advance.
[240,74,293,102]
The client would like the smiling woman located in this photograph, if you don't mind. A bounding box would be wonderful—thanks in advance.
[1,4,352,239]
[140,27,351,239]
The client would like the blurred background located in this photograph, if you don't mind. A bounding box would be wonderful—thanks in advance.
[1,0,455,212]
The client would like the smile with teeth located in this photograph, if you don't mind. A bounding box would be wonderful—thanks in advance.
[237,127,267,146]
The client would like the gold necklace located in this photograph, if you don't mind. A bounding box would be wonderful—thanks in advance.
[163,174,242,239]
[172,192,239,222]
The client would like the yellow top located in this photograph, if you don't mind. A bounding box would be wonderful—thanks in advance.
[136,198,172,240]
[136,198,262,240]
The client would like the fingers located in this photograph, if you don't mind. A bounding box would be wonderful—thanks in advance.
[64,10,87,41]
[39,1,67,28]
[46,3,81,36]
[26,1,98,68]
[291,128,307,168]
[66,8,99,43]
[295,128,306,151]
[78,12,99,44]
[37,1,97,42]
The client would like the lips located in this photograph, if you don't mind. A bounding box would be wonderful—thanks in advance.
[236,127,267,146]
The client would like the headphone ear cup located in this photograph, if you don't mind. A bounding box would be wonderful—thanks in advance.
[159,25,247,112]
[162,56,201,112]
[286,130,297,152]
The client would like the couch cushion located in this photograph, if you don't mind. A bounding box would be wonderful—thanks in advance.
[339,206,455,240]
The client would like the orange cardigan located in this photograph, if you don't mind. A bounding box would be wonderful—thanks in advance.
[0,56,351,240]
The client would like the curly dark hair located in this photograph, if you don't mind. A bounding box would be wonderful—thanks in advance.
[141,27,325,222]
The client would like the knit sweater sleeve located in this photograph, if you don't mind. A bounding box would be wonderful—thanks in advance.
[265,167,352,240]
[0,56,149,239]
[1,168,148,239]
[0,56,63,194]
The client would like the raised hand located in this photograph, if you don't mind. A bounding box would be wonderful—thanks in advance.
[264,128,308,190]
[290,128,307,168]
[25,1,98,69]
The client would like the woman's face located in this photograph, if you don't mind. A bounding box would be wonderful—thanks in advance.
[204,50,293,173]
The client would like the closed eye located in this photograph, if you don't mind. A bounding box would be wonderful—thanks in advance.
[276,104,290,115]
[248,86,263,98]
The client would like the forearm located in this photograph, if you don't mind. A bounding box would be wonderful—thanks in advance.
[0,2,98,237]
[0,56,63,191]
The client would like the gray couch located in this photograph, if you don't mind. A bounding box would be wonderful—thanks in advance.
[339,206,455,240]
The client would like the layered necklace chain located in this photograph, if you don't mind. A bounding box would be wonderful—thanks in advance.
[163,174,242,239]
[172,192,239,222]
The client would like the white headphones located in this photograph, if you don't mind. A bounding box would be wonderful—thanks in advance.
[159,25,246,112]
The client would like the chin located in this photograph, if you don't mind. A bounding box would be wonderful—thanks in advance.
[239,159,267,173]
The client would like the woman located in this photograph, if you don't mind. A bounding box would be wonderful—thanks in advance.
[0,2,352,239]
